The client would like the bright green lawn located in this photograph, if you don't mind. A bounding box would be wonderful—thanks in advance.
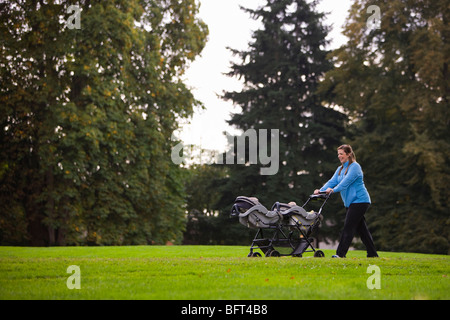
[0,246,448,300]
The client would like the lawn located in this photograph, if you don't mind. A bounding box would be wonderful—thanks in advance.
[0,246,448,300]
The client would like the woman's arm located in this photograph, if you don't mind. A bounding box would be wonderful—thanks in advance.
[319,167,340,192]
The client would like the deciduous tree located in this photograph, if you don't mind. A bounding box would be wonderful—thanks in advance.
[0,0,208,245]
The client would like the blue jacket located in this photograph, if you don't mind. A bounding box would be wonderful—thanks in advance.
[320,161,371,207]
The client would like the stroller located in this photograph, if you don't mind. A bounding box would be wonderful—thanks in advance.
[231,192,330,258]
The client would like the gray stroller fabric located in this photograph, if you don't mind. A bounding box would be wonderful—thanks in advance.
[232,196,281,229]
[234,197,319,230]
[234,196,319,229]
[239,204,281,229]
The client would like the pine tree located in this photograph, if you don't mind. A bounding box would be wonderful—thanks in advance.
[219,0,346,243]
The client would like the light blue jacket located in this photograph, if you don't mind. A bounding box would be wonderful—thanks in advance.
[320,161,371,207]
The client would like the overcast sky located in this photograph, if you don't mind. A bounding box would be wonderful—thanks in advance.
[177,0,353,153]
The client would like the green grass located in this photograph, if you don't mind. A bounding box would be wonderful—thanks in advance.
[0,246,448,300]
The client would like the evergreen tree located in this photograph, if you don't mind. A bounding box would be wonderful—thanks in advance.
[219,0,346,244]
[319,0,449,253]
[0,0,207,245]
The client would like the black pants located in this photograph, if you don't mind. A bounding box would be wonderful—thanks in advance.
[336,203,378,257]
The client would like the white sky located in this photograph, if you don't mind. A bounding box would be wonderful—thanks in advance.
[178,0,353,153]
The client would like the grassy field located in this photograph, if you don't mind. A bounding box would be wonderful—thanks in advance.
[0,245,448,300]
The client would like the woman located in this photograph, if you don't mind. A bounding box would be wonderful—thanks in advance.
[314,145,378,258]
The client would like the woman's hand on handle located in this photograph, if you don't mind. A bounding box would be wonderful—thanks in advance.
[314,188,333,195]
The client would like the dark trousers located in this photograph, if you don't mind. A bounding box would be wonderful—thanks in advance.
[336,203,378,258]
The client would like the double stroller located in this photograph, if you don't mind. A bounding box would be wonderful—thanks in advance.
[231,193,330,257]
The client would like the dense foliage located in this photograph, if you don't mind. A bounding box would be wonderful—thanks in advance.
[185,0,449,254]
[0,0,208,245]
[319,0,449,253]
[1,0,448,254]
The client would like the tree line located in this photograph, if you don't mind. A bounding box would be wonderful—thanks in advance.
[183,0,449,255]
[1,0,448,254]
[0,0,208,245]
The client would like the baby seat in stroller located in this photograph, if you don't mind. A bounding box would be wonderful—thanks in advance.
[232,196,280,229]
[275,202,320,235]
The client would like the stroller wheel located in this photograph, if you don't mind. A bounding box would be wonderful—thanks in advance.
[248,252,262,257]
[267,250,280,257]
[314,250,325,258]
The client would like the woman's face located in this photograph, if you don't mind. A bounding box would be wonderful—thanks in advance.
[337,149,350,164]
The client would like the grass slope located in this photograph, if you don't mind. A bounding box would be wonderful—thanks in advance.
[0,246,448,300]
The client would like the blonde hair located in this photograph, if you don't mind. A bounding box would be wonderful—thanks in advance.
[338,144,356,175]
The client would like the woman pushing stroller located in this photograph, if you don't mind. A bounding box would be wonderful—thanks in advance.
[314,144,378,258]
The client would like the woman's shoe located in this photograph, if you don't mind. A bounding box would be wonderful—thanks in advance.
[332,255,340,258]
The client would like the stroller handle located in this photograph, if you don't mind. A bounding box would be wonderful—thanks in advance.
[304,191,332,215]
[309,191,331,200]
